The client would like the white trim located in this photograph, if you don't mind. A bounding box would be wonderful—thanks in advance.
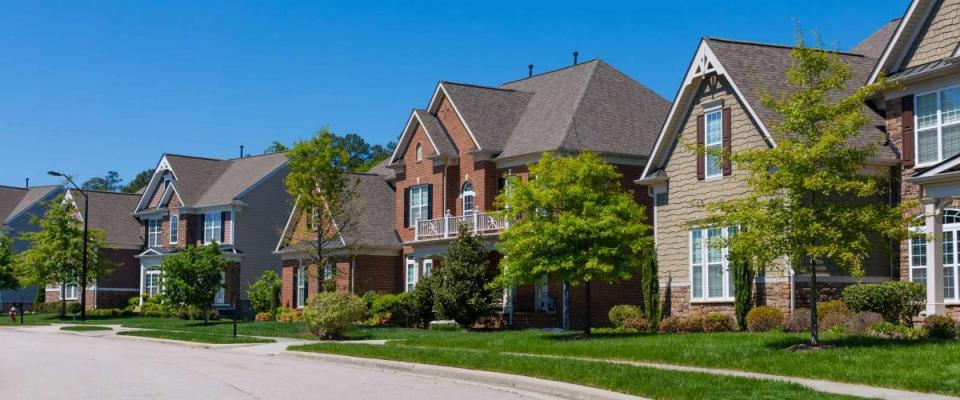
[912,85,960,168]
[428,83,482,151]
[689,226,735,301]
[405,256,418,292]
[422,258,433,278]
[275,199,300,253]
[704,108,724,179]
[868,0,922,84]
[169,215,179,244]
[390,110,446,164]
[135,156,178,212]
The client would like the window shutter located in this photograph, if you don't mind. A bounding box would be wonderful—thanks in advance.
[901,95,915,168]
[722,107,732,176]
[292,266,298,307]
[199,214,205,243]
[497,177,505,192]
[426,184,434,220]
[143,223,148,247]
[220,211,227,243]
[696,114,705,180]
[403,187,411,228]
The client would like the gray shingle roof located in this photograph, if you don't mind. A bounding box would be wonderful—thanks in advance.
[439,82,532,153]
[366,158,396,181]
[340,173,400,249]
[852,18,902,59]
[70,189,142,247]
[0,185,61,225]
[158,152,288,208]
[413,109,458,157]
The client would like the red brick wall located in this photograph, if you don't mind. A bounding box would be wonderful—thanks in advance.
[352,255,403,294]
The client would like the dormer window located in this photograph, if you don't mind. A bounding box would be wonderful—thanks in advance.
[416,143,424,161]
[163,175,172,190]
[204,212,222,244]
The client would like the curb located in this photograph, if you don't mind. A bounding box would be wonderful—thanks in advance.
[283,351,645,400]
[109,333,270,350]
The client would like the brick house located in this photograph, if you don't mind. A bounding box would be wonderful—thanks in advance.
[636,31,903,317]
[0,184,63,311]
[132,152,291,308]
[274,170,401,309]
[45,189,143,309]
[383,60,670,328]
[867,0,960,319]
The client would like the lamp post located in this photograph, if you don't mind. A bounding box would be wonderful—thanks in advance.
[48,171,89,322]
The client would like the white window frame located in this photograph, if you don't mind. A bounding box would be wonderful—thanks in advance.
[169,215,179,244]
[422,259,433,278]
[214,271,226,305]
[689,226,734,301]
[324,262,334,281]
[416,143,424,161]
[204,212,222,244]
[704,107,723,179]
[145,268,161,298]
[63,282,79,301]
[908,208,960,303]
[462,182,475,215]
[296,262,307,309]
[914,85,960,167]
[409,185,429,224]
[405,257,418,292]
[147,219,162,247]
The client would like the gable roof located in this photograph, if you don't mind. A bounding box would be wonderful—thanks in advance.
[366,158,396,181]
[137,152,288,211]
[68,189,142,248]
[642,38,896,180]
[852,18,902,59]
[869,0,960,83]
[0,185,62,225]
[436,82,532,153]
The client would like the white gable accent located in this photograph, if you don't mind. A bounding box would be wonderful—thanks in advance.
[428,83,482,150]
[390,111,443,163]
[134,155,177,212]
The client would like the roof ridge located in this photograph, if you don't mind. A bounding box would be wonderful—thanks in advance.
[69,188,142,196]
[499,59,601,86]
[0,184,58,190]
[163,153,226,162]
[225,150,289,161]
[556,61,601,151]
[440,81,521,93]
[706,37,867,57]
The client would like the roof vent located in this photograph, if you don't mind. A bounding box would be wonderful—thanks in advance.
[25,178,29,188]
[573,51,579,65]
[240,145,245,158]
[528,64,533,77]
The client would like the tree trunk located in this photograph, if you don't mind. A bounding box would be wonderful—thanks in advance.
[583,280,592,337]
[60,297,65,319]
[808,258,819,346]
[204,306,210,324]
[561,281,571,330]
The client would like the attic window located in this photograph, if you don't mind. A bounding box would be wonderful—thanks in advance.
[163,175,172,189]
[416,143,424,161]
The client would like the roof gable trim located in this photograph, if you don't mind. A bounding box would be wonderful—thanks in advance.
[389,110,447,163]
[869,0,932,83]
[427,83,482,150]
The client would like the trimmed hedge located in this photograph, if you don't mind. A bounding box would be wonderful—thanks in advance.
[843,281,925,324]
[746,306,784,332]
[608,305,642,328]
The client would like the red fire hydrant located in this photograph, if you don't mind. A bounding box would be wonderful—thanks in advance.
[9,306,16,323]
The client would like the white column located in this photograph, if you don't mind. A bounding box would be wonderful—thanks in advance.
[924,198,946,316]
[138,264,145,306]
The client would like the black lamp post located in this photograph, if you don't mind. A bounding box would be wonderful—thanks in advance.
[48,171,89,322]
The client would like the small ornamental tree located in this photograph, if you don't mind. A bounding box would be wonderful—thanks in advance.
[161,243,231,324]
[730,254,755,331]
[247,270,282,315]
[701,35,912,346]
[640,248,661,330]
[433,225,497,326]
[495,151,653,335]
[0,233,18,291]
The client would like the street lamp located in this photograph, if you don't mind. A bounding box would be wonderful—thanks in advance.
[48,171,89,322]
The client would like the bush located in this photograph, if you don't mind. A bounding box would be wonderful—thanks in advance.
[783,309,811,332]
[868,321,927,340]
[247,271,282,315]
[428,320,460,331]
[87,308,132,318]
[843,281,925,324]
[277,310,303,323]
[843,312,884,336]
[622,318,650,332]
[680,316,704,333]
[255,312,274,322]
[816,300,850,323]
[433,228,498,327]
[302,291,368,339]
[702,313,735,332]
[371,293,414,327]
[410,276,436,328]
[820,312,848,333]
[658,316,683,333]
[608,305,643,328]
[746,306,785,332]
[924,315,958,340]
[65,302,82,315]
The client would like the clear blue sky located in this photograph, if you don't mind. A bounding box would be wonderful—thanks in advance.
[0,0,907,187]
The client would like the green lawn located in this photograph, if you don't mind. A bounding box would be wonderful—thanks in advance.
[290,343,861,400]
[12,313,313,338]
[60,325,112,332]
[118,330,274,344]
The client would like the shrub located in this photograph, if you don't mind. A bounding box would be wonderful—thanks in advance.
[276,306,291,316]
[66,302,82,315]
[87,308,132,318]
[816,300,850,323]
[622,318,650,332]
[302,291,368,339]
[783,309,811,332]
[868,321,927,340]
[843,312,884,336]
[608,305,643,328]
[433,228,498,327]
[277,310,303,323]
[820,312,848,332]
[680,316,704,333]
[843,281,925,324]
[658,316,683,333]
[746,306,785,332]
[255,312,274,322]
[247,271,282,315]
[410,276,436,328]
[371,293,414,327]
[702,313,735,332]
[924,315,958,340]
[428,320,460,331]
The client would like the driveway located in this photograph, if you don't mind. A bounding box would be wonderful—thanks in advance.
[0,328,553,399]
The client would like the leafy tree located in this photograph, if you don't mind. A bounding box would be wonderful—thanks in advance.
[433,225,497,326]
[358,141,396,172]
[81,171,123,192]
[640,248,661,330]
[701,36,911,345]
[18,195,111,317]
[122,169,154,193]
[247,270,282,314]
[264,141,289,154]
[731,255,755,331]
[495,151,653,335]
[160,243,230,324]
[0,233,18,291]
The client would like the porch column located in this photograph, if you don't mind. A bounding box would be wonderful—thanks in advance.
[138,264,145,306]
[924,198,946,316]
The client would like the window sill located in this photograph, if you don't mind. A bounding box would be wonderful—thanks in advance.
[690,298,734,304]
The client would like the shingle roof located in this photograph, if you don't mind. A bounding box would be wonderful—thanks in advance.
[366,158,396,180]
[155,152,288,209]
[69,189,142,247]
[0,185,61,225]
[439,82,532,152]
[851,18,902,59]
[705,38,896,161]
[413,109,458,157]
[339,173,400,249]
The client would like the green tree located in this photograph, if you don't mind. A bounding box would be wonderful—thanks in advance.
[82,171,123,192]
[358,141,397,172]
[160,243,230,324]
[701,36,911,345]
[0,233,18,291]
[640,248,661,331]
[433,225,497,326]
[122,169,154,193]
[264,141,289,154]
[495,151,653,335]
[18,195,111,317]
[247,270,282,314]
[730,255,755,331]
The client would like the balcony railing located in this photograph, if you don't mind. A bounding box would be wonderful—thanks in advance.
[415,211,509,241]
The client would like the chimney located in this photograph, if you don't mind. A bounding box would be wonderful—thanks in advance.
[25,178,29,188]
[573,51,579,65]
[240,145,245,158]
[528,64,533,77]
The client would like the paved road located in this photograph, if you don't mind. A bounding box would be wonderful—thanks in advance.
[0,328,551,400]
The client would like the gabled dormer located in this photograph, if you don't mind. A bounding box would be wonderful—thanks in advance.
[869,0,960,84]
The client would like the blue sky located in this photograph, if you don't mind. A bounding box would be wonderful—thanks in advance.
[0,0,907,187]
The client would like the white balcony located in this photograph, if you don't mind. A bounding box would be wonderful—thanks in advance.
[414,211,509,241]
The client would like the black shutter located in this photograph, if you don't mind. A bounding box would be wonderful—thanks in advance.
[403,187,411,228]
[220,211,227,243]
[696,114,705,180]
[426,184,434,220]
[902,95,915,168]
[497,177,505,192]
[291,266,298,308]
[722,107,732,176]
[199,213,205,243]
[143,222,148,248]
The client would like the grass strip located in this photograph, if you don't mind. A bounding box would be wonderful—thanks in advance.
[60,325,112,332]
[118,329,274,344]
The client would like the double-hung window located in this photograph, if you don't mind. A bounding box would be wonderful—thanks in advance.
[690,227,734,301]
[422,259,433,278]
[147,219,162,247]
[409,185,429,224]
[909,208,960,302]
[405,257,418,292]
[214,272,226,305]
[324,263,334,280]
[145,268,161,297]
[915,87,960,166]
[204,212,222,244]
[169,216,179,244]
[704,108,723,178]
[63,282,78,301]
[296,263,307,308]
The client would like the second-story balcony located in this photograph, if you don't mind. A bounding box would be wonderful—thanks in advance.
[414,211,509,242]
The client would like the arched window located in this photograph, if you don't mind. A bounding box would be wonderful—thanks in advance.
[462,182,475,215]
[945,209,960,224]
[416,143,424,161]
